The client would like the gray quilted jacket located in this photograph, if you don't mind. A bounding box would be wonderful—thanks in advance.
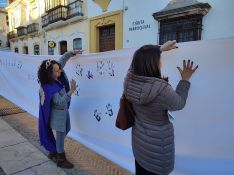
[124,70,190,175]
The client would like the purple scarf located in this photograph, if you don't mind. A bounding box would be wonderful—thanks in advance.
[39,82,63,152]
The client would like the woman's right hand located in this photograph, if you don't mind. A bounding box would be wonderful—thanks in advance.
[177,60,198,81]
[67,79,77,96]
[70,79,77,92]
[72,49,83,55]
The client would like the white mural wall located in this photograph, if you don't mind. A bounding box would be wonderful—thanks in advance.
[0,38,234,174]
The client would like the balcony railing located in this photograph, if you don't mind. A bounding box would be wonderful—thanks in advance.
[42,5,68,27]
[67,0,83,19]
[8,23,39,40]
[42,0,83,28]
[27,23,39,34]
[8,31,17,39]
[17,26,27,37]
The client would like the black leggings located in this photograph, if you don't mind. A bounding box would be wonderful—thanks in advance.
[135,160,159,175]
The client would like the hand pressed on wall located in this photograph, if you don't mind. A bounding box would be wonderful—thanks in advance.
[177,60,198,81]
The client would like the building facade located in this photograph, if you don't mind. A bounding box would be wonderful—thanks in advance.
[6,0,234,55]
[122,0,234,48]
[0,8,8,49]
[42,0,87,55]
[6,0,44,54]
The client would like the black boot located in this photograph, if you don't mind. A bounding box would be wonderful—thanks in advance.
[57,152,74,169]
[48,152,57,162]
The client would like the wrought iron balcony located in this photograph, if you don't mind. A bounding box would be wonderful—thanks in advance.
[67,0,83,19]
[16,26,27,37]
[42,0,83,28]
[42,5,68,27]
[8,31,17,39]
[27,23,39,34]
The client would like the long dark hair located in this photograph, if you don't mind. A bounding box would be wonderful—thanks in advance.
[131,45,168,81]
[38,59,61,85]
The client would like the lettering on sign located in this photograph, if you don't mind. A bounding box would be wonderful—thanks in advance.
[129,19,151,31]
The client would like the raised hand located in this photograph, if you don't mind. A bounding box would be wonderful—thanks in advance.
[72,49,84,55]
[177,60,198,81]
[160,40,178,52]
[70,79,78,91]
[67,79,78,96]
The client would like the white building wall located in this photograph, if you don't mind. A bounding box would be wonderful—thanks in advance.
[123,0,234,48]
[200,0,234,40]
[15,40,23,53]
[106,0,123,14]
[10,36,42,55]
[123,0,167,48]
[40,0,88,55]
[87,0,123,18]
[45,20,89,55]
[43,0,234,53]
[28,37,42,55]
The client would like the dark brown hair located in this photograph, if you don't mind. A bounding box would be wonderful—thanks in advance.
[37,59,61,85]
[131,45,163,78]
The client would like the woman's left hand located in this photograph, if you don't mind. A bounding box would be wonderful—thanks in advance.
[160,40,178,52]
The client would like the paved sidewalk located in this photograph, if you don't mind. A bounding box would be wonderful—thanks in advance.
[0,118,66,175]
[0,96,133,175]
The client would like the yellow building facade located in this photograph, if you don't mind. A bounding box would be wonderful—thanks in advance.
[89,10,123,53]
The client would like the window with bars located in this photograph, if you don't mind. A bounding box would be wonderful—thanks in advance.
[34,44,40,55]
[14,47,18,53]
[73,38,82,50]
[159,15,202,45]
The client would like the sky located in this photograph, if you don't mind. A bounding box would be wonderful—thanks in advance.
[0,0,8,8]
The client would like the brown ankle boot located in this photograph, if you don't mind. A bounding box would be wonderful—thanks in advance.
[57,152,74,169]
[48,152,57,162]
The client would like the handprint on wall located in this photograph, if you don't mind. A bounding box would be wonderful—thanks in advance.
[105,103,113,117]
[75,64,83,77]
[94,109,101,122]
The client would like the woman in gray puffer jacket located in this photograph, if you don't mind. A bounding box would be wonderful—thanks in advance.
[124,41,198,175]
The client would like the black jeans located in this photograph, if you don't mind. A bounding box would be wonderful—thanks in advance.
[135,160,159,175]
